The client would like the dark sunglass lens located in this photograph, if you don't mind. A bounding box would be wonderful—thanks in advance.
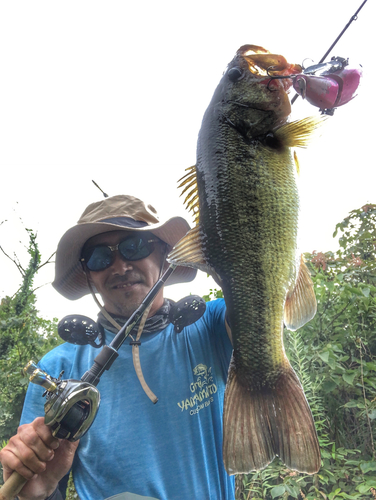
[85,246,113,271]
[119,235,152,261]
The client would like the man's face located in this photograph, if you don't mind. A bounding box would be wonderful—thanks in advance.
[84,230,167,317]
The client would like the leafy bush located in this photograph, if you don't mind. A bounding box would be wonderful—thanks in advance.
[0,230,61,484]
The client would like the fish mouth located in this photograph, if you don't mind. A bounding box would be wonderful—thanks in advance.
[237,44,302,80]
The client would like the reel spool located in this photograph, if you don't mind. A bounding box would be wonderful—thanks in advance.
[24,361,100,441]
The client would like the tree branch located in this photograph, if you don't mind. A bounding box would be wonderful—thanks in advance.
[37,251,56,271]
[0,245,25,276]
[321,301,351,335]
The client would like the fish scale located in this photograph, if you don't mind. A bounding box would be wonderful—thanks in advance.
[168,45,321,474]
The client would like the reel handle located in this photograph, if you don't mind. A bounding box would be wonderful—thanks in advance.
[0,471,27,500]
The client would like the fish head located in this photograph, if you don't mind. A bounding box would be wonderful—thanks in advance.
[219,45,302,137]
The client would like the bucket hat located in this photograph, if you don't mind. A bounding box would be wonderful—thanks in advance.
[52,195,197,299]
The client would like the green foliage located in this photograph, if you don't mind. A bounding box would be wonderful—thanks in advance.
[0,229,62,484]
[203,288,224,302]
[206,205,376,499]
[66,472,80,499]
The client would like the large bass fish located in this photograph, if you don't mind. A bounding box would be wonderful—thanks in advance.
[168,45,321,475]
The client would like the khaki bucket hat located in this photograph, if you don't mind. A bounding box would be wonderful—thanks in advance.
[52,195,197,300]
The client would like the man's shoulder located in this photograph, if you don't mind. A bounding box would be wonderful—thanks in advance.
[204,297,226,319]
[205,297,226,310]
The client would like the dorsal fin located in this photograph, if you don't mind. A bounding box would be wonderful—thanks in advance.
[178,165,199,224]
[168,168,222,286]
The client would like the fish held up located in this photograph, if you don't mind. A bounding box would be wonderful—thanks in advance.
[168,45,322,475]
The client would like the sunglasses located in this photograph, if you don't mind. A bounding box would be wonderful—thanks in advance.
[80,234,160,272]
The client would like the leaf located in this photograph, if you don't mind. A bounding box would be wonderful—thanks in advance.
[357,484,371,494]
[361,287,371,297]
[319,351,330,363]
[328,489,341,499]
[368,409,376,420]
[360,461,376,473]
[343,400,359,408]
[342,372,356,385]
[270,485,286,498]
[322,381,338,393]
[284,484,299,498]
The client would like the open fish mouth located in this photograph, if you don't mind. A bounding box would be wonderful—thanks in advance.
[237,44,302,80]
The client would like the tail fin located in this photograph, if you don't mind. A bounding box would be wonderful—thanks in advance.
[223,360,320,475]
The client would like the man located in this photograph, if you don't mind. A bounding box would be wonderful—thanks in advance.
[0,195,234,500]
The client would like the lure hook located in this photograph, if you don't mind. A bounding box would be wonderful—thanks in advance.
[266,66,295,91]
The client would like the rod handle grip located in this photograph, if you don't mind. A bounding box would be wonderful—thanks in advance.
[0,471,28,500]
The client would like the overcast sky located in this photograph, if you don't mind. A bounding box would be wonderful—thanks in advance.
[0,0,374,322]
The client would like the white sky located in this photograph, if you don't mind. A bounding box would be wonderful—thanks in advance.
[0,0,374,323]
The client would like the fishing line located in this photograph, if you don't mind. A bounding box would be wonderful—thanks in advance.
[291,0,368,104]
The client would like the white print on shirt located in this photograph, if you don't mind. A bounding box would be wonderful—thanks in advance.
[177,364,218,415]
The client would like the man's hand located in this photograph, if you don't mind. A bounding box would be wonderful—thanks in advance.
[0,417,79,500]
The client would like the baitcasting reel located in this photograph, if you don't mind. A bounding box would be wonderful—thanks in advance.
[24,361,100,441]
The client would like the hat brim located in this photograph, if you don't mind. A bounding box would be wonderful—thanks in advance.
[52,217,197,300]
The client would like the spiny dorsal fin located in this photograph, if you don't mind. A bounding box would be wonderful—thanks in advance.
[284,255,317,331]
[178,165,199,224]
[274,116,326,148]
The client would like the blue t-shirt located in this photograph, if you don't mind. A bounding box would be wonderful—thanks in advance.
[21,299,235,500]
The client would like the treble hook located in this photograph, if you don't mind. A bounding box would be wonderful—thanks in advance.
[266,66,295,91]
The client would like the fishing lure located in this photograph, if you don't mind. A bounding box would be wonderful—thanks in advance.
[292,57,362,115]
[268,56,362,115]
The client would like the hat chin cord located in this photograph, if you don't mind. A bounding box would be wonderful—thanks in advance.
[84,272,158,404]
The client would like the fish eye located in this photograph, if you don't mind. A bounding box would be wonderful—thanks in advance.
[227,67,243,82]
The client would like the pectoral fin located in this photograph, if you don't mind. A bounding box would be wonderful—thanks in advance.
[274,115,326,149]
[284,255,317,331]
